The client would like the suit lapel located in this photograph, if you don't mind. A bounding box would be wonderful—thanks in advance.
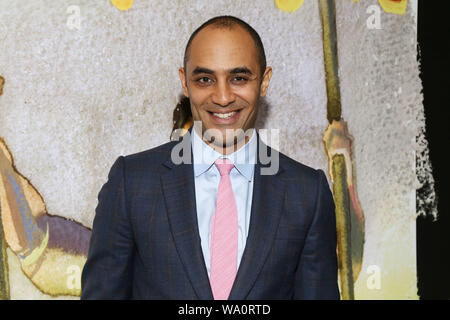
[228,138,286,300]
[160,129,213,300]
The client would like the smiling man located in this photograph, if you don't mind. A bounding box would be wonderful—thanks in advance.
[81,15,340,300]
[178,17,271,156]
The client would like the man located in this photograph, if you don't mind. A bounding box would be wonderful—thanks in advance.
[81,15,339,300]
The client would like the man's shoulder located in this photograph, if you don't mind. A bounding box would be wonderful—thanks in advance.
[121,139,177,170]
[276,148,324,182]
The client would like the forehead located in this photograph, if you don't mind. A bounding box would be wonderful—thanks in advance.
[187,25,259,72]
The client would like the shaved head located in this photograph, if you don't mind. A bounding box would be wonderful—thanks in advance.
[183,16,267,77]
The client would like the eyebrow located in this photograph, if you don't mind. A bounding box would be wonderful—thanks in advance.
[191,66,254,76]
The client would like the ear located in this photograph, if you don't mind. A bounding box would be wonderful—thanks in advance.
[259,66,272,97]
[178,67,189,98]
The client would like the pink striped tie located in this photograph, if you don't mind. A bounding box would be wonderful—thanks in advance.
[209,158,238,300]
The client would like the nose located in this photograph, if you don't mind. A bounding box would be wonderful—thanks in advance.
[211,80,235,107]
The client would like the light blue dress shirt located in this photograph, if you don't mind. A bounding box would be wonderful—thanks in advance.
[191,128,257,277]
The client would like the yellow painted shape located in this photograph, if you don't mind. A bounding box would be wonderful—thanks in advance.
[0,76,4,96]
[183,117,193,131]
[18,175,46,218]
[22,224,49,267]
[351,0,407,15]
[0,138,46,218]
[0,165,23,253]
[0,138,48,254]
[22,248,86,297]
[0,138,12,164]
[378,0,407,15]
[275,0,305,13]
[332,154,354,299]
[110,0,133,11]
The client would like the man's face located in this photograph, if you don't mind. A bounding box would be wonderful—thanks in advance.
[179,25,272,151]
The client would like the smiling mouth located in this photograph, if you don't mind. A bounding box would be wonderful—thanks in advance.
[207,109,242,121]
[211,111,237,119]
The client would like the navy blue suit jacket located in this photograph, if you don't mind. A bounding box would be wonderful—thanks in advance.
[81,128,340,299]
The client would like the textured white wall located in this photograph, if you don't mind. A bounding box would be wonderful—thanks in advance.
[0,0,424,299]
[0,0,328,229]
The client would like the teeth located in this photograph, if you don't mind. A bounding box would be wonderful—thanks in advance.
[212,111,237,119]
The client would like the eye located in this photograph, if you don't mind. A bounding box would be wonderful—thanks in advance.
[196,76,213,85]
[231,76,248,84]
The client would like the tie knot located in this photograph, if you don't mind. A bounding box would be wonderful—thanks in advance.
[214,158,234,176]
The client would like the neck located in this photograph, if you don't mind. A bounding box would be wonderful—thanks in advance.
[195,127,255,155]
[206,135,252,155]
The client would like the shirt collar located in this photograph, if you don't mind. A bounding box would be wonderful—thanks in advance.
[191,127,257,181]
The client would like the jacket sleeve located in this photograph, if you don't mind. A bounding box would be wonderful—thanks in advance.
[293,169,340,299]
[81,156,135,299]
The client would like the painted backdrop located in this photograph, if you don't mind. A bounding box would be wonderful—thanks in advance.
[0,0,433,299]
